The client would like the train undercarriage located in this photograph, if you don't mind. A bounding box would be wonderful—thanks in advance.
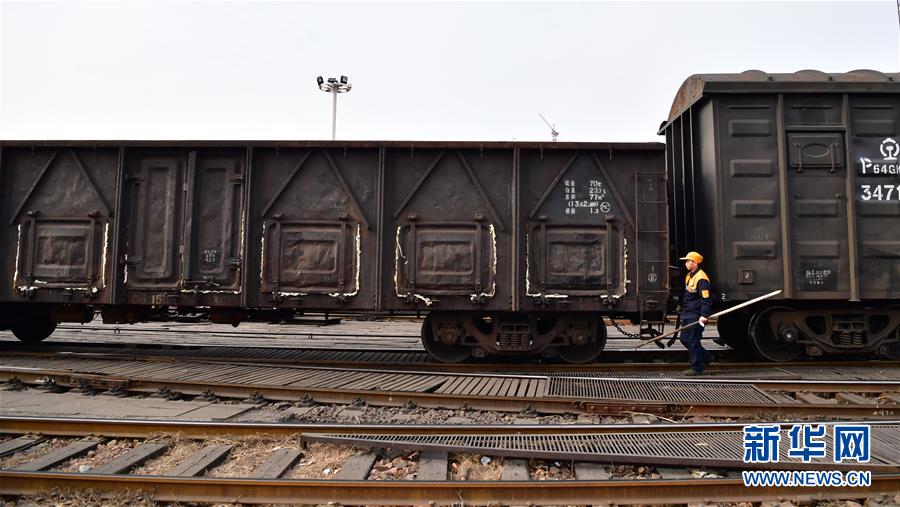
[422,311,612,363]
[716,303,900,362]
[2,304,899,363]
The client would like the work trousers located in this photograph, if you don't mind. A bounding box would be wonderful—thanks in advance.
[679,316,713,372]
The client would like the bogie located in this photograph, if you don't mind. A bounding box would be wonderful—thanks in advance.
[422,312,608,364]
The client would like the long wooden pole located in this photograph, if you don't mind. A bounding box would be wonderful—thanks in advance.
[636,290,782,349]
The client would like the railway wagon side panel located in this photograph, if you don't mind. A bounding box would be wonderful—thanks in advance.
[711,95,787,302]
[0,147,119,313]
[709,92,900,302]
[781,93,856,299]
[517,148,667,314]
[849,94,900,299]
[245,147,380,311]
[381,147,513,312]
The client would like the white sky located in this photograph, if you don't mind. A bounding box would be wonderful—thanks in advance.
[1,1,898,142]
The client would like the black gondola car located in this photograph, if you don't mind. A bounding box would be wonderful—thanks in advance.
[660,70,900,360]
[0,141,668,362]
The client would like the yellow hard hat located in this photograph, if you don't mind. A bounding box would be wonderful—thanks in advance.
[679,251,703,264]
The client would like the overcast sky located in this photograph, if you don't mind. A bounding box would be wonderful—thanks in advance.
[1,1,898,142]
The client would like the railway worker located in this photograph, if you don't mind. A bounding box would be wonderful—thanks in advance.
[679,251,713,375]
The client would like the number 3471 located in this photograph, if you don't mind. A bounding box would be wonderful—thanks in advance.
[860,184,900,201]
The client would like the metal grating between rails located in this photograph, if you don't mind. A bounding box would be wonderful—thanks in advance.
[552,369,792,379]
[304,424,900,471]
[553,367,900,381]
[0,356,769,403]
[546,377,776,404]
[0,356,447,394]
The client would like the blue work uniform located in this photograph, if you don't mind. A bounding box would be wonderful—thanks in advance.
[680,269,713,372]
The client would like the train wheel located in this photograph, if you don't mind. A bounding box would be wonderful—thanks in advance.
[715,313,752,354]
[555,318,607,364]
[748,306,800,362]
[421,314,472,363]
[11,317,57,345]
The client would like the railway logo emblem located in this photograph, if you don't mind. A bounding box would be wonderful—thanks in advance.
[858,138,900,176]
[880,138,899,161]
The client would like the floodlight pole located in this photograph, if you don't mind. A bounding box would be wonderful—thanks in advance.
[331,88,338,141]
[317,76,352,141]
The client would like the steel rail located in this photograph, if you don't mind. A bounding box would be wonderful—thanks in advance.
[0,471,897,505]
[5,342,895,373]
[1,349,725,374]
[5,415,898,440]
[0,346,718,370]
[1,367,898,418]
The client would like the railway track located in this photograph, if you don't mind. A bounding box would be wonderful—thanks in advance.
[2,339,895,374]
[1,416,898,505]
[2,353,898,418]
[2,415,895,438]
[1,340,739,369]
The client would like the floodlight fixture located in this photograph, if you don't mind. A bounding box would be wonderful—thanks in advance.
[317,75,352,140]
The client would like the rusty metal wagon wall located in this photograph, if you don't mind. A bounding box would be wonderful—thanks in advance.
[661,70,900,360]
[0,141,667,358]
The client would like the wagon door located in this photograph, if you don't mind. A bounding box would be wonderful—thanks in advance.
[785,133,851,297]
[181,150,245,298]
[783,96,851,298]
[122,149,245,306]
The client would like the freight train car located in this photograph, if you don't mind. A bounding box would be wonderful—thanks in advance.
[661,70,900,360]
[4,70,897,363]
[0,141,668,362]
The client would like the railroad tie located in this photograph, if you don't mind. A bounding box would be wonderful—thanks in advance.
[13,438,104,471]
[0,437,43,459]
[92,443,169,475]
[835,392,873,405]
[250,448,303,479]
[416,450,448,481]
[333,453,377,480]
[794,392,835,405]
[765,392,800,404]
[164,444,232,477]
[656,467,693,479]
[500,459,530,481]
[574,462,609,480]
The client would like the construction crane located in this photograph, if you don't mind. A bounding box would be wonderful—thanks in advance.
[538,113,559,142]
